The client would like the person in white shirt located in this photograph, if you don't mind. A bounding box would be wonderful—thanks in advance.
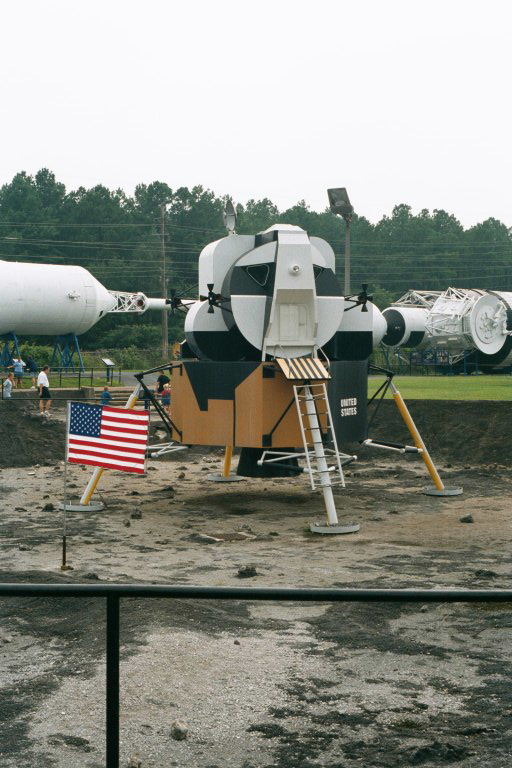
[37,366,52,415]
[2,372,14,399]
[10,357,26,389]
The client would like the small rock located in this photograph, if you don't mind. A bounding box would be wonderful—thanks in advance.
[170,719,188,741]
[474,569,497,579]
[237,524,254,533]
[124,519,131,527]
[0,633,13,644]
[185,533,221,544]
[43,494,49,499]
[83,572,99,580]
[237,565,258,579]
[419,605,428,613]
[43,502,55,511]
[47,733,91,751]
[178,466,187,470]
[148,466,157,471]
[460,514,474,523]
[234,639,241,646]
[388,510,399,515]
[18,544,31,552]
[127,756,142,768]
[129,490,140,496]
[178,472,185,479]
[269,531,279,537]
[131,509,142,519]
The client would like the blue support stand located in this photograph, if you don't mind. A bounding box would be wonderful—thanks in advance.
[50,334,85,372]
[0,332,21,370]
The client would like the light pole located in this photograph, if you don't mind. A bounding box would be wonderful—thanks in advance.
[160,202,170,359]
[327,188,354,295]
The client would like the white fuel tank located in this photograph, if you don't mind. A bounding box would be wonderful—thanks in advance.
[0,260,116,336]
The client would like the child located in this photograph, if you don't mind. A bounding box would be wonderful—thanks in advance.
[101,386,112,406]
[161,383,171,414]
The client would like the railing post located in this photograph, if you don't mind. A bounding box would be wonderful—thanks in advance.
[106,595,120,768]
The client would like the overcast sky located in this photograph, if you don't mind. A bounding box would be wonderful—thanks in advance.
[1,0,511,226]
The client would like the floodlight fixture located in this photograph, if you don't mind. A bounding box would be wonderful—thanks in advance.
[328,188,353,222]
[223,199,237,234]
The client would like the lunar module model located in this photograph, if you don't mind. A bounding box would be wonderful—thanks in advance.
[132,206,459,534]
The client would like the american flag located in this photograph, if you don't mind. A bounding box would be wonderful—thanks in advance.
[67,402,150,474]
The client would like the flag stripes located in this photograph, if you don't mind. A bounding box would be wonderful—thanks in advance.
[67,402,150,474]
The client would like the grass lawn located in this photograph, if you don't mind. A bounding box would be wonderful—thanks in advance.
[368,374,512,400]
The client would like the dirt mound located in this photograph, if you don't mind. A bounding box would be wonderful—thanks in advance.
[0,399,510,469]
[0,403,65,467]
[365,399,511,465]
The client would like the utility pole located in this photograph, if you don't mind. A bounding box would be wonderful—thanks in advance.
[327,188,354,295]
[343,213,352,296]
[160,203,169,359]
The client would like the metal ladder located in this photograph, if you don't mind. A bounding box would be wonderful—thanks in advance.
[293,382,346,491]
[293,382,351,527]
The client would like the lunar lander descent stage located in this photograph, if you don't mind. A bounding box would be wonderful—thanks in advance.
[127,205,461,535]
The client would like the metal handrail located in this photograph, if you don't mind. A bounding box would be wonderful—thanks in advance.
[0,583,510,768]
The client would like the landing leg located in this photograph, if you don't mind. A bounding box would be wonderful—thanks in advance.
[300,384,360,535]
[207,445,244,482]
[391,382,462,497]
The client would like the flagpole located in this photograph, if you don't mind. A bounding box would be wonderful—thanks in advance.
[61,401,72,571]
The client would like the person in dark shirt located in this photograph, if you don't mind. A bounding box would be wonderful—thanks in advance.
[26,355,38,388]
[155,370,170,397]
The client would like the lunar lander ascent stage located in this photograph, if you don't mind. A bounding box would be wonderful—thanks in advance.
[127,205,461,534]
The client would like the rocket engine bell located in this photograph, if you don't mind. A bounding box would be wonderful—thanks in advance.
[0,260,116,336]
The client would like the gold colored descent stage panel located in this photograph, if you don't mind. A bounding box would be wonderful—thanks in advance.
[169,361,328,449]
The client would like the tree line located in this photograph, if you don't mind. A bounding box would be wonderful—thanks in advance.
[1,168,511,349]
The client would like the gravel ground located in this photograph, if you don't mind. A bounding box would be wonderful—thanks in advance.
[0,404,511,767]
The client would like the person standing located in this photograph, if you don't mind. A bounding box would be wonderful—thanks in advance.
[100,386,112,406]
[11,357,26,389]
[26,355,38,388]
[2,372,14,399]
[155,369,170,398]
[161,383,171,415]
[37,365,52,416]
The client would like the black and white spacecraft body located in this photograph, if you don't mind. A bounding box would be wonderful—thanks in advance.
[180,223,386,448]
[163,222,392,533]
